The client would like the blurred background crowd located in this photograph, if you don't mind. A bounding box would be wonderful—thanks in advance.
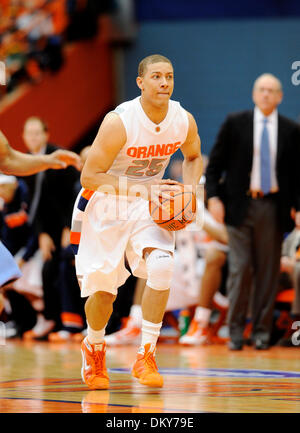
[0,0,300,349]
[0,0,113,93]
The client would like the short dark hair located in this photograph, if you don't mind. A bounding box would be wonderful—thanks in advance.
[138,54,173,77]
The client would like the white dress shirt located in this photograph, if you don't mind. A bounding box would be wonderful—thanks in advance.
[250,106,279,192]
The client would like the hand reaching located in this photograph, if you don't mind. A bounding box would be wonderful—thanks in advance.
[45,150,82,171]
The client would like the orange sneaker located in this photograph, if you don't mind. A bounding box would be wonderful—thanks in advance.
[23,316,55,341]
[48,330,71,343]
[81,337,109,390]
[132,343,163,388]
[178,319,209,345]
[71,331,86,343]
[104,317,141,346]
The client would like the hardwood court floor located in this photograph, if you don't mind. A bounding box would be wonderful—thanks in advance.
[0,339,299,413]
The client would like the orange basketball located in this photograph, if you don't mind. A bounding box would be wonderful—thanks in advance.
[149,185,196,231]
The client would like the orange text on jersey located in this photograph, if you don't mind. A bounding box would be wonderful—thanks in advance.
[127,142,181,159]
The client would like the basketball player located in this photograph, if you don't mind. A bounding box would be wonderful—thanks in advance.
[73,54,202,389]
[0,129,81,288]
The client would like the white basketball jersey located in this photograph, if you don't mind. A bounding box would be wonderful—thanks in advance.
[107,96,189,184]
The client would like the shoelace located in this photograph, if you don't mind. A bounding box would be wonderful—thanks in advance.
[186,320,198,335]
[144,351,158,372]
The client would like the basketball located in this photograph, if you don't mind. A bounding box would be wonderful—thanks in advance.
[149,185,196,231]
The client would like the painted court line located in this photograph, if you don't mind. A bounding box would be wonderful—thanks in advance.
[108,368,300,379]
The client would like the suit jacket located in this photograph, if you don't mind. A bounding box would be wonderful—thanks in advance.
[21,143,79,246]
[205,110,300,232]
[281,229,300,258]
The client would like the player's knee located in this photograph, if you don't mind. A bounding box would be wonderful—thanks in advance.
[145,249,174,291]
[89,290,116,306]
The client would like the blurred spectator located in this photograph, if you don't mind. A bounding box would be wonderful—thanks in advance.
[66,0,100,41]
[0,127,81,338]
[20,116,79,340]
[178,210,229,346]
[43,0,67,71]
[206,73,300,351]
[276,229,300,346]
[0,29,29,92]
[0,174,42,337]
[48,145,91,342]
[15,0,68,73]
[0,0,70,93]
[0,174,38,258]
[0,0,118,94]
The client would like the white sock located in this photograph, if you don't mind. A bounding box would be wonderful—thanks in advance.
[87,323,105,344]
[129,305,142,327]
[194,306,211,327]
[33,314,55,334]
[139,319,162,352]
[213,292,229,308]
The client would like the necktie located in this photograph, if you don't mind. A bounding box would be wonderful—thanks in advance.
[260,117,271,194]
[28,171,45,224]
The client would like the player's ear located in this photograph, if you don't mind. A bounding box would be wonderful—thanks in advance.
[136,76,144,91]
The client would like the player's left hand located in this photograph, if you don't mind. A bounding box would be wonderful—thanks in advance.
[46,150,82,171]
[158,178,183,199]
[150,179,182,209]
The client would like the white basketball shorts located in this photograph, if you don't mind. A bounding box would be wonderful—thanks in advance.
[71,190,175,297]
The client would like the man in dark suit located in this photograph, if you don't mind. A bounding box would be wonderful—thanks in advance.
[205,73,300,350]
[20,117,80,339]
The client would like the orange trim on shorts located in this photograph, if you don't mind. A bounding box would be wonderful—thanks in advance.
[276,289,295,303]
[61,312,83,327]
[70,231,81,245]
[81,189,94,200]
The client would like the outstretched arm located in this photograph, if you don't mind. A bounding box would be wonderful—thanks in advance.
[0,130,82,175]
